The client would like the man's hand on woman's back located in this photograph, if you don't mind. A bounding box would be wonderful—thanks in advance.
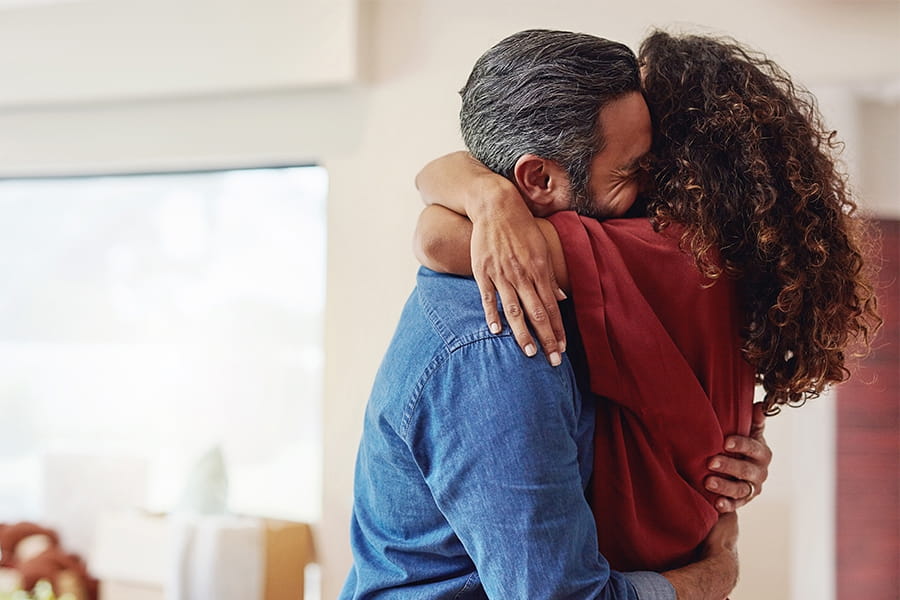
[705,403,772,512]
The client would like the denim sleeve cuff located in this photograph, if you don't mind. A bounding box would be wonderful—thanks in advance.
[624,571,676,600]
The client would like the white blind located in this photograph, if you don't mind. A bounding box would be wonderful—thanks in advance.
[0,166,326,524]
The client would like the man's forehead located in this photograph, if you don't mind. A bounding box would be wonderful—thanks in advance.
[602,97,651,158]
[620,148,650,170]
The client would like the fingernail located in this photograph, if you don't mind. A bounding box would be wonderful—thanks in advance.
[525,344,537,357]
[710,459,721,470]
[557,287,568,300]
[489,322,500,334]
[725,439,736,450]
[708,479,719,490]
[559,339,567,353]
[549,352,561,367]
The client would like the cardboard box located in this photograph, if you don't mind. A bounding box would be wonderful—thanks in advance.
[92,512,314,600]
[99,581,164,600]
[263,519,315,600]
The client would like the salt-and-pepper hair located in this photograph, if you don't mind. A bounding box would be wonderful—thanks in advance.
[459,29,640,211]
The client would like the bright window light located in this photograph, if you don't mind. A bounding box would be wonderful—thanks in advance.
[0,166,326,524]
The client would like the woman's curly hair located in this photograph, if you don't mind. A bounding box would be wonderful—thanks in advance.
[638,30,882,414]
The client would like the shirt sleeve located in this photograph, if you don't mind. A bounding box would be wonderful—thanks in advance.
[625,572,677,600]
[403,335,659,599]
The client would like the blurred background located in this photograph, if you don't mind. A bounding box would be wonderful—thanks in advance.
[0,1,896,599]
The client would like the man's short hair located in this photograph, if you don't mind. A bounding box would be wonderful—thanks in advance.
[460,29,640,208]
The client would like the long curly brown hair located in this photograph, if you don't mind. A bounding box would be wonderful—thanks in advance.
[637,30,882,414]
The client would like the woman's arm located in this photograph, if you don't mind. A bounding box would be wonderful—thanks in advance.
[414,206,569,341]
[413,205,476,277]
[416,151,519,216]
[416,152,567,364]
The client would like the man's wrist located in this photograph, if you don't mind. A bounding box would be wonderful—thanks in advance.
[662,548,738,600]
[625,571,677,600]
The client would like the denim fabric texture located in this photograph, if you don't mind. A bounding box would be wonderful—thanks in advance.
[340,268,675,599]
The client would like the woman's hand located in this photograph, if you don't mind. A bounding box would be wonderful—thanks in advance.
[705,403,772,512]
[416,152,567,365]
[470,197,567,365]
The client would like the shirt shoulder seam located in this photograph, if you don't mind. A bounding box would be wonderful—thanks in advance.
[399,332,516,440]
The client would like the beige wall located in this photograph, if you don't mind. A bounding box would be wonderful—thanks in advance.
[0,0,358,105]
[0,1,897,598]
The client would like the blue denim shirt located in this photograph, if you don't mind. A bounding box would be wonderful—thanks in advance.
[341,268,676,599]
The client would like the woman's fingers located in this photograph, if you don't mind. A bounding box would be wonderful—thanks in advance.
[469,212,564,365]
[503,262,563,365]
[533,265,567,354]
[493,278,563,365]
[474,273,502,335]
[475,257,564,366]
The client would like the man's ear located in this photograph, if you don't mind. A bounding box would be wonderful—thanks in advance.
[512,154,572,216]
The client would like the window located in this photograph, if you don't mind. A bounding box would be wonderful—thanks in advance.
[0,166,326,524]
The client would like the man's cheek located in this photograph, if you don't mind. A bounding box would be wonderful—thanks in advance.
[611,185,639,217]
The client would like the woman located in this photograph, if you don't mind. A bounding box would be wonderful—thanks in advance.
[414,31,881,571]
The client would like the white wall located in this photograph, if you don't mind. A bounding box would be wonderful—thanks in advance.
[0,1,897,598]
[0,0,358,106]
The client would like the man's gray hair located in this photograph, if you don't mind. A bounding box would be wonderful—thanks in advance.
[460,29,640,209]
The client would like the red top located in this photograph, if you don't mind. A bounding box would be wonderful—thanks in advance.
[549,213,755,572]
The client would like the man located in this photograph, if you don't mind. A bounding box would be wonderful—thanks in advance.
[341,30,762,599]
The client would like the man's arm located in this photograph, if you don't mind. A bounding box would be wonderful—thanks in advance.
[663,513,740,600]
[404,337,736,599]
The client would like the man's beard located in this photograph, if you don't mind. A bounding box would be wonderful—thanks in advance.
[570,186,608,220]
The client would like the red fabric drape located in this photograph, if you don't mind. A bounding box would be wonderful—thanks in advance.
[549,213,755,572]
